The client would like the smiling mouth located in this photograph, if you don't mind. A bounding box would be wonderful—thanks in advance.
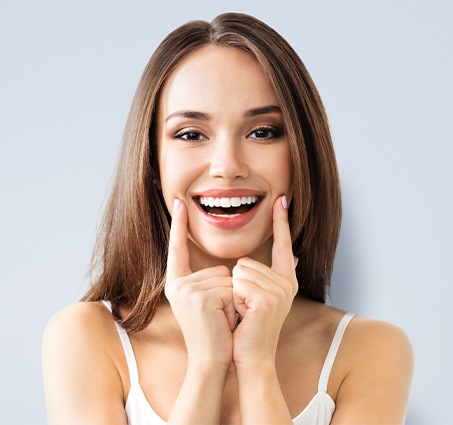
[196,195,262,217]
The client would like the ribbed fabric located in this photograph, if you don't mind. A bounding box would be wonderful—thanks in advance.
[102,301,355,425]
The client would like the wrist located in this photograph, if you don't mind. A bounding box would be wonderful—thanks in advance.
[233,347,277,372]
[234,357,276,379]
[187,355,232,377]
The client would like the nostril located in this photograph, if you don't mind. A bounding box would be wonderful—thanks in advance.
[208,158,249,179]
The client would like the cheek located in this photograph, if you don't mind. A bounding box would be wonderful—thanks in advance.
[159,148,201,205]
[264,145,292,194]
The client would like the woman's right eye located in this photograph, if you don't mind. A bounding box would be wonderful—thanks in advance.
[174,130,207,142]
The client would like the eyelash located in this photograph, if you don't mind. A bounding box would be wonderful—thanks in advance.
[247,125,281,141]
[173,129,207,142]
[173,125,282,143]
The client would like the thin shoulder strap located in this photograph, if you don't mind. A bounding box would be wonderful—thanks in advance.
[101,300,139,384]
[318,312,355,392]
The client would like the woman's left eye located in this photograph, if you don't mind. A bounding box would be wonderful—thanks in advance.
[248,127,280,140]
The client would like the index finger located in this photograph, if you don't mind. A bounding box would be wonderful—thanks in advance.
[166,198,191,280]
[271,195,295,276]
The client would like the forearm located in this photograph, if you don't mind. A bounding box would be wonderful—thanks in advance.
[167,361,229,425]
[236,360,293,425]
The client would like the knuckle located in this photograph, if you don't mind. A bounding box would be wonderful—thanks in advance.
[216,265,231,276]
[178,281,194,297]
[282,281,294,298]
[257,293,274,310]
[165,277,187,297]
[275,285,288,301]
[190,291,210,309]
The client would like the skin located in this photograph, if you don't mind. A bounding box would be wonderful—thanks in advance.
[42,46,414,424]
[156,45,292,269]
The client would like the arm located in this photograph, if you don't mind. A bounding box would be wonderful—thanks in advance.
[42,303,128,425]
[331,319,414,425]
[232,196,296,424]
[235,360,293,424]
[166,361,230,424]
[165,199,235,424]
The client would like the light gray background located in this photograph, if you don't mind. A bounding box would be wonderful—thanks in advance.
[1,1,452,424]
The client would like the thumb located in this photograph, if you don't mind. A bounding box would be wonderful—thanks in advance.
[223,295,237,332]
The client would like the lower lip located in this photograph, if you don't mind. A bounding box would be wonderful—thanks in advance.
[195,200,262,230]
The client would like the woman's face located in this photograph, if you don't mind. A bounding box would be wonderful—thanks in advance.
[156,46,292,268]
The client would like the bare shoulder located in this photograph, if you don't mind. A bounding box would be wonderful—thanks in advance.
[288,300,413,423]
[294,300,413,360]
[345,315,413,360]
[43,302,128,425]
[43,301,116,348]
[340,315,414,385]
[42,301,121,369]
[332,314,414,424]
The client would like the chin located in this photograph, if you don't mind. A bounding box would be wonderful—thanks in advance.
[200,242,254,259]
[190,234,272,263]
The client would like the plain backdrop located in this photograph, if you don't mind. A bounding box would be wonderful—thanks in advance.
[1,1,452,424]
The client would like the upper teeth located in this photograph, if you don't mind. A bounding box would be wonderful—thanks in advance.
[199,196,258,208]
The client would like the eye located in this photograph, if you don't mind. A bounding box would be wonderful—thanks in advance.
[248,126,281,140]
[174,129,207,142]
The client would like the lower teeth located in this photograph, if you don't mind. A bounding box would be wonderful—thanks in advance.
[209,213,241,218]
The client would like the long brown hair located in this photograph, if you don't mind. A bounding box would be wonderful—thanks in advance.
[82,12,341,332]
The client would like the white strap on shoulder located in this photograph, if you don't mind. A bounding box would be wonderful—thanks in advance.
[101,300,139,384]
[318,312,355,392]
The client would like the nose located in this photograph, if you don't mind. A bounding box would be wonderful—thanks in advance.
[208,137,249,180]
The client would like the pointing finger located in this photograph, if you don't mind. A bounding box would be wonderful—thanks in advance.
[166,199,191,280]
[271,195,295,276]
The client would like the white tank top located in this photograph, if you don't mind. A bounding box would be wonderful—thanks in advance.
[102,301,355,425]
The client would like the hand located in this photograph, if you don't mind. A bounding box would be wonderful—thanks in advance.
[232,196,298,367]
[165,199,235,369]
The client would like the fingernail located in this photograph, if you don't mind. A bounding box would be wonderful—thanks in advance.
[281,195,288,210]
[173,198,181,213]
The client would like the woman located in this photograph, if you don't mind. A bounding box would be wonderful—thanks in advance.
[43,13,413,424]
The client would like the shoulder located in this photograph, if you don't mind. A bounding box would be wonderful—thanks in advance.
[43,301,115,345]
[43,301,120,362]
[42,300,124,381]
[341,315,414,377]
[43,302,128,424]
[346,315,413,354]
[289,300,413,422]
[291,300,413,361]
[42,301,125,388]
[332,315,414,424]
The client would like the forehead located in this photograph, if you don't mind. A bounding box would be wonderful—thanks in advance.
[158,45,279,116]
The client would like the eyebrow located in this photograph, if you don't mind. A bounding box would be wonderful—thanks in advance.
[165,105,282,123]
[242,105,281,118]
[165,110,212,122]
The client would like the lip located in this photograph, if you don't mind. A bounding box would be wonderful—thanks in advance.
[192,188,264,230]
